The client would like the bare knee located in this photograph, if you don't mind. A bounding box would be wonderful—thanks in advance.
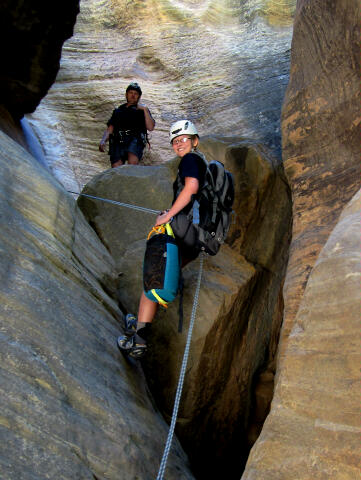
[138,292,158,323]
[127,152,139,165]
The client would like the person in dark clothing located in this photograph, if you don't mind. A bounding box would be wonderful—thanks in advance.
[99,82,155,167]
[117,120,206,359]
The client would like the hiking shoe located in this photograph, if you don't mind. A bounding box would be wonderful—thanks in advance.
[128,333,147,359]
[117,313,137,351]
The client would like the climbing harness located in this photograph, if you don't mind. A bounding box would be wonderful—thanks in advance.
[156,253,205,480]
[68,191,160,215]
[147,223,175,240]
[70,189,206,477]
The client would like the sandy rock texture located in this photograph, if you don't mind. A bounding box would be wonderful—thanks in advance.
[78,137,292,478]
[242,1,361,478]
[281,0,361,342]
[0,128,195,480]
[28,0,296,191]
[242,189,361,480]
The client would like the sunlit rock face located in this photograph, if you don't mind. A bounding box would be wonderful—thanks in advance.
[28,0,295,191]
[281,0,361,345]
[242,189,361,480]
[242,1,361,478]
[0,128,195,480]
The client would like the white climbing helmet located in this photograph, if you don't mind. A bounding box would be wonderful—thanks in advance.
[169,120,198,143]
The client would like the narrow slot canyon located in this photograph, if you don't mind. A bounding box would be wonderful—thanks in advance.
[1,0,359,478]
[142,140,292,479]
[78,138,292,479]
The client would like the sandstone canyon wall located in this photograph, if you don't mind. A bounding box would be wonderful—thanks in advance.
[0,0,80,118]
[0,1,195,478]
[27,0,295,192]
[242,1,361,478]
[0,129,196,479]
[0,0,360,479]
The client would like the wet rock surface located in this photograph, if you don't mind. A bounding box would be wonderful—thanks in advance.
[28,0,295,191]
[78,137,292,478]
[0,128,195,480]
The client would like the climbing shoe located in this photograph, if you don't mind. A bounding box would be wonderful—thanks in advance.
[128,333,147,359]
[117,313,137,352]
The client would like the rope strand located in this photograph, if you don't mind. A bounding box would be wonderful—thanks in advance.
[68,191,160,215]
[70,189,205,478]
[156,253,205,480]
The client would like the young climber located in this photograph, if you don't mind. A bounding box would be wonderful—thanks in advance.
[117,119,207,359]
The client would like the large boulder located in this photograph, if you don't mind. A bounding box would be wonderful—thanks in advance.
[0,128,194,479]
[78,137,292,477]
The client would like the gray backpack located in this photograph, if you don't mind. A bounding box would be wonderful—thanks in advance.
[171,152,234,255]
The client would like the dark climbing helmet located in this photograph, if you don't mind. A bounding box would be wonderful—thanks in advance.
[126,82,142,96]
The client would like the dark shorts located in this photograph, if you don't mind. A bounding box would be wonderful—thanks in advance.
[109,136,145,164]
[177,240,200,265]
[170,213,200,265]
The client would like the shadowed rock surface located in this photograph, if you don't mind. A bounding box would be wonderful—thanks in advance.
[0,129,195,479]
[78,137,292,478]
[28,0,296,191]
[242,188,361,480]
[0,0,80,118]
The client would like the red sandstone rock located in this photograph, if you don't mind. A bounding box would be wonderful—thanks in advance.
[242,1,361,478]
[281,0,361,349]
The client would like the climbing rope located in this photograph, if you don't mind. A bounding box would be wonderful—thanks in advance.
[70,188,205,477]
[156,253,205,480]
[68,191,160,215]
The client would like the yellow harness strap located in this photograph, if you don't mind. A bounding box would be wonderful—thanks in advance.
[147,222,175,240]
[165,223,175,238]
[151,290,168,308]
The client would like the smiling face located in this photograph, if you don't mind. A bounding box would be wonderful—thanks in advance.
[171,135,198,157]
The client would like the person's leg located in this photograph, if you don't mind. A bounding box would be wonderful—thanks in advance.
[111,159,124,168]
[137,292,158,323]
[127,152,139,165]
[126,137,144,165]
[110,142,125,167]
